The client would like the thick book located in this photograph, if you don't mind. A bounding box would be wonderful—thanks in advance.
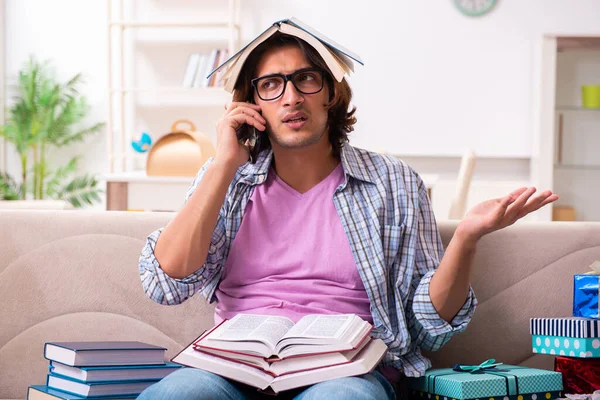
[206,17,363,93]
[43,341,166,367]
[194,314,373,361]
[27,385,137,399]
[195,337,371,377]
[46,374,159,397]
[172,334,387,393]
[49,360,181,383]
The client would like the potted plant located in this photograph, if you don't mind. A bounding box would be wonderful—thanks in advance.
[0,56,105,208]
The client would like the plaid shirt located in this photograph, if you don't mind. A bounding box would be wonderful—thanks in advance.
[139,144,477,377]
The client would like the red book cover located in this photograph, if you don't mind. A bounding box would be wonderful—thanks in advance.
[555,356,600,394]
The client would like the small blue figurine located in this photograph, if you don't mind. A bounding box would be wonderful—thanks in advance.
[132,132,152,153]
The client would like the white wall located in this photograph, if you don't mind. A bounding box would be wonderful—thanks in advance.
[3,0,600,215]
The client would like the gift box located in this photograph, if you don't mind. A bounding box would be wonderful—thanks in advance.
[555,356,600,394]
[574,274,600,319]
[573,261,600,319]
[407,360,563,400]
[531,317,600,358]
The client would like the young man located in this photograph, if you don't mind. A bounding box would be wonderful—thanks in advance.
[138,32,557,400]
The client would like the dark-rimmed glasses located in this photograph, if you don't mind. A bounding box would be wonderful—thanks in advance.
[251,68,327,101]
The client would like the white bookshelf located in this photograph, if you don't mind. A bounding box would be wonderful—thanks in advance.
[105,0,240,211]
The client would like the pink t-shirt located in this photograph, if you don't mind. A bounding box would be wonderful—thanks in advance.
[214,162,372,325]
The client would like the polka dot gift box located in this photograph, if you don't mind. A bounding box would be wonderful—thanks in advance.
[530,318,600,358]
[406,361,563,400]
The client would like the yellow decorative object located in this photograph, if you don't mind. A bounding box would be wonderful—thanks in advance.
[146,120,216,177]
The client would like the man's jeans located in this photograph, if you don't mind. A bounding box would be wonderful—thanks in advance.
[137,367,396,400]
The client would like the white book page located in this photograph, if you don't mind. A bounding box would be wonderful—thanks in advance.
[283,315,354,339]
[210,315,294,350]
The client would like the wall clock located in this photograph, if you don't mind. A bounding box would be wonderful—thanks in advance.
[454,0,497,17]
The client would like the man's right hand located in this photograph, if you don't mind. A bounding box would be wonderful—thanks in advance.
[215,102,266,168]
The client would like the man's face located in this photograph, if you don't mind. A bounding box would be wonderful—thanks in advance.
[253,45,330,151]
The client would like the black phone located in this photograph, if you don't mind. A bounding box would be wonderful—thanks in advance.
[235,103,262,164]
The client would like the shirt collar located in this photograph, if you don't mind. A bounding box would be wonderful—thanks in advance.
[339,144,377,184]
[237,144,377,185]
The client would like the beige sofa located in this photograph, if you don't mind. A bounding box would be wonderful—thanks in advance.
[1,210,599,399]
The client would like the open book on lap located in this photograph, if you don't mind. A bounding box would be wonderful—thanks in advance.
[198,334,372,377]
[172,334,387,393]
[194,314,373,360]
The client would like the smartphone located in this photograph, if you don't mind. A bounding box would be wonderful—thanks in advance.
[236,124,259,164]
[235,102,262,164]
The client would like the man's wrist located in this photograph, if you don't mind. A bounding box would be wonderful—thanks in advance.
[453,224,481,249]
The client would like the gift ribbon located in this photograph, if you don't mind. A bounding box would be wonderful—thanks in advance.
[423,361,527,397]
[453,358,503,373]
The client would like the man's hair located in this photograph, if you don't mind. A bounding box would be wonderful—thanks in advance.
[232,32,357,156]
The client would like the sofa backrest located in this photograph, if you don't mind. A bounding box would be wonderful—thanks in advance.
[0,210,599,398]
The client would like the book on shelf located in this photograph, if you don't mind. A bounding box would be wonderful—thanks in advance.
[43,341,167,367]
[172,333,387,393]
[183,49,228,89]
[194,313,373,360]
[182,53,201,88]
[48,360,181,383]
[45,374,159,398]
[207,17,364,93]
[27,385,137,400]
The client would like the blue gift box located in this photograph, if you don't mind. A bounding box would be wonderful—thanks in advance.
[573,273,599,319]
[406,361,563,400]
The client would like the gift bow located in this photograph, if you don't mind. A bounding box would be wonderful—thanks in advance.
[586,260,600,274]
[453,358,503,374]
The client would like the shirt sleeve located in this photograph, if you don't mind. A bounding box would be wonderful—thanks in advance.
[138,157,228,305]
[406,172,477,351]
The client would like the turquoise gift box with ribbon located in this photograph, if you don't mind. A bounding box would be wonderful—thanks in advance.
[573,261,600,319]
[406,359,563,400]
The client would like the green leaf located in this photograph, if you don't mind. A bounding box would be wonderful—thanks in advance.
[45,156,79,197]
[0,172,24,200]
[58,174,103,208]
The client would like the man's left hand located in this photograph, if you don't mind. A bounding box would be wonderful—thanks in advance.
[456,187,559,244]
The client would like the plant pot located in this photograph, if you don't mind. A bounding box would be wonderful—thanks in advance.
[0,200,74,210]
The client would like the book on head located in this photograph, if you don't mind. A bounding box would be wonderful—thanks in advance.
[206,17,364,93]
[43,341,166,367]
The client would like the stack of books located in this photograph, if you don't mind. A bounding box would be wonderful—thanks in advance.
[27,341,181,399]
[172,313,387,394]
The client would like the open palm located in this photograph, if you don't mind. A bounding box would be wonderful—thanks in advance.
[459,187,559,241]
